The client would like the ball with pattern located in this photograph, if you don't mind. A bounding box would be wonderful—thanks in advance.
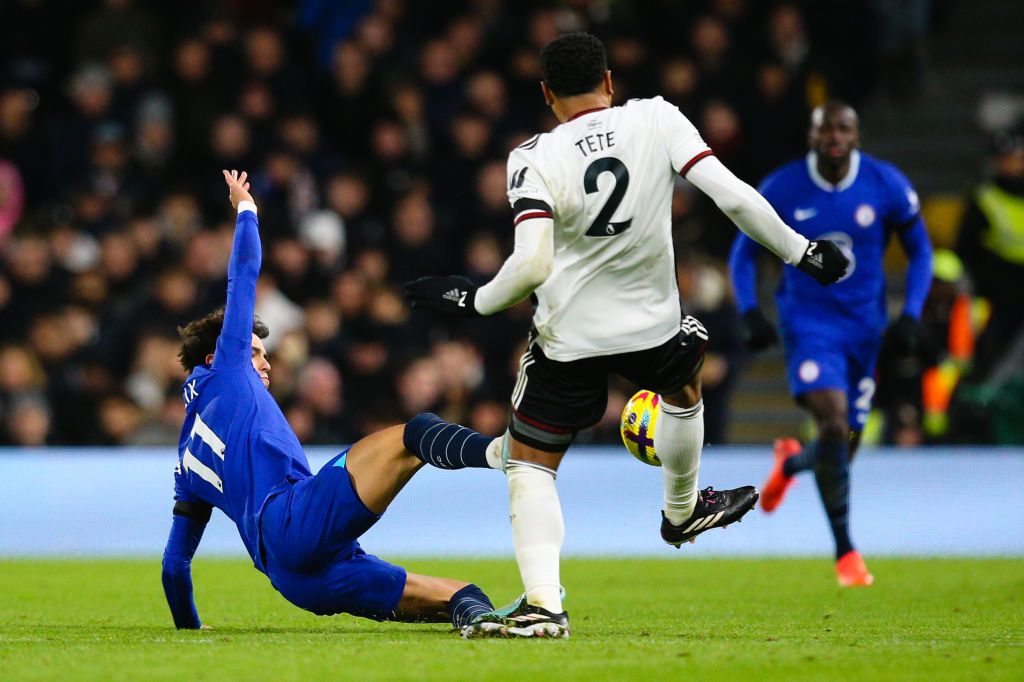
[620,390,661,466]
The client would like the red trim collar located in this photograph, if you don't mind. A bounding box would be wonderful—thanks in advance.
[567,106,610,122]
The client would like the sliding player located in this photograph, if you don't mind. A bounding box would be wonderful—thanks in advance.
[162,171,502,629]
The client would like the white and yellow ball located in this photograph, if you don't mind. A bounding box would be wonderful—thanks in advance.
[620,389,661,466]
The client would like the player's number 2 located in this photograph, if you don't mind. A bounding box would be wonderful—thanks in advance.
[584,157,632,237]
[854,377,876,425]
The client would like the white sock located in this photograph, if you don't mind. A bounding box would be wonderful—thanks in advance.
[485,436,504,470]
[656,399,704,525]
[507,461,564,613]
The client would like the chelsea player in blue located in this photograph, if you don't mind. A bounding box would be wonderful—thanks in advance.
[729,102,933,586]
[162,170,503,630]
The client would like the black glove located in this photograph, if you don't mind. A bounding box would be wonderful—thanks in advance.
[404,275,481,317]
[884,313,921,355]
[797,239,849,285]
[742,309,780,352]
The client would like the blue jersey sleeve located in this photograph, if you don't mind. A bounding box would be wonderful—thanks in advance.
[877,162,932,318]
[728,233,763,314]
[880,162,922,228]
[214,208,262,370]
[161,512,207,629]
[897,215,933,319]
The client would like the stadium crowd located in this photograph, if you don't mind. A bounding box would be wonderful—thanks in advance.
[0,0,950,446]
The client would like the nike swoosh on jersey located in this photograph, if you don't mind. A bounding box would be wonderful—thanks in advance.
[794,207,818,221]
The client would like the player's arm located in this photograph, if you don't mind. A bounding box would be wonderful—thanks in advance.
[214,170,261,369]
[161,501,213,629]
[657,98,846,285]
[897,216,933,319]
[728,233,779,351]
[404,218,553,317]
[476,215,555,313]
[885,216,934,354]
[686,156,846,284]
[404,150,556,316]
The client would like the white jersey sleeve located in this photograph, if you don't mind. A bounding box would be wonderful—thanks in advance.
[656,98,714,175]
[506,140,556,223]
[686,156,808,264]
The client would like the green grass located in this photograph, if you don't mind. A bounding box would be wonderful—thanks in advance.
[1,558,1021,681]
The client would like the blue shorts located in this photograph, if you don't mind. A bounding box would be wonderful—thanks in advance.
[259,451,407,620]
[782,330,882,431]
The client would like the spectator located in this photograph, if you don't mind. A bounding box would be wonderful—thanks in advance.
[7,396,52,446]
[0,159,24,244]
[956,125,1024,381]
[0,1,923,445]
[295,357,353,443]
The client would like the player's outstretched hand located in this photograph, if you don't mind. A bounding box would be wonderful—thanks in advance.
[222,169,254,211]
[404,275,481,317]
[884,313,922,355]
[742,309,779,352]
[796,239,849,285]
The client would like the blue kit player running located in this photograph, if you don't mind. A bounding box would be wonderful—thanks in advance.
[162,170,503,630]
[729,102,933,586]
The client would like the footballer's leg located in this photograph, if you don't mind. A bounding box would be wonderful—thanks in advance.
[759,436,803,512]
[345,415,500,516]
[268,425,497,627]
[465,344,605,639]
[764,347,851,515]
[629,316,758,547]
[460,435,571,638]
[267,547,495,628]
[393,573,495,627]
[657,368,759,547]
[847,430,864,461]
[344,425,424,515]
[344,421,505,620]
[798,390,872,586]
[659,371,706,527]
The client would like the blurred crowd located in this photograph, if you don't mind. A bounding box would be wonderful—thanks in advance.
[0,0,948,446]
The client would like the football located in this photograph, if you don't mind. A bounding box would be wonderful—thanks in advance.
[620,389,661,466]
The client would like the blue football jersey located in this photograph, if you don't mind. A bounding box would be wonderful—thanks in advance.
[173,209,312,573]
[752,151,920,336]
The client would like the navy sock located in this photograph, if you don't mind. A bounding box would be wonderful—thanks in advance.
[782,441,817,477]
[403,413,494,469]
[812,438,854,559]
[449,584,494,628]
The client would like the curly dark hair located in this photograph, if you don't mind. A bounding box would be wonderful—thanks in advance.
[177,309,270,372]
[539,32,608,97]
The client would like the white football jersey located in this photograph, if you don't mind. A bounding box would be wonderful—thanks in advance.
[506,96,712,361]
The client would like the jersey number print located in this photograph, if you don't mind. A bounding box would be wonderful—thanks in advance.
[182,413,227,493]
[584,157,632,237]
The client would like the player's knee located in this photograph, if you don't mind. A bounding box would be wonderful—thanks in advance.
[402,412,443,459]
[507,434,564,471]
[818,416,849,446]
[663,372,703,409]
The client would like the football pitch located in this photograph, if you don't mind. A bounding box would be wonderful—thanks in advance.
[1,558,1021,681]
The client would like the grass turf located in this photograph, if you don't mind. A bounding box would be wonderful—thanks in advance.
[0,557,1021,681]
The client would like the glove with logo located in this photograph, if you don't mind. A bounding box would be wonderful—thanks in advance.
[404,275,481,317]
[797,239,850,285]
